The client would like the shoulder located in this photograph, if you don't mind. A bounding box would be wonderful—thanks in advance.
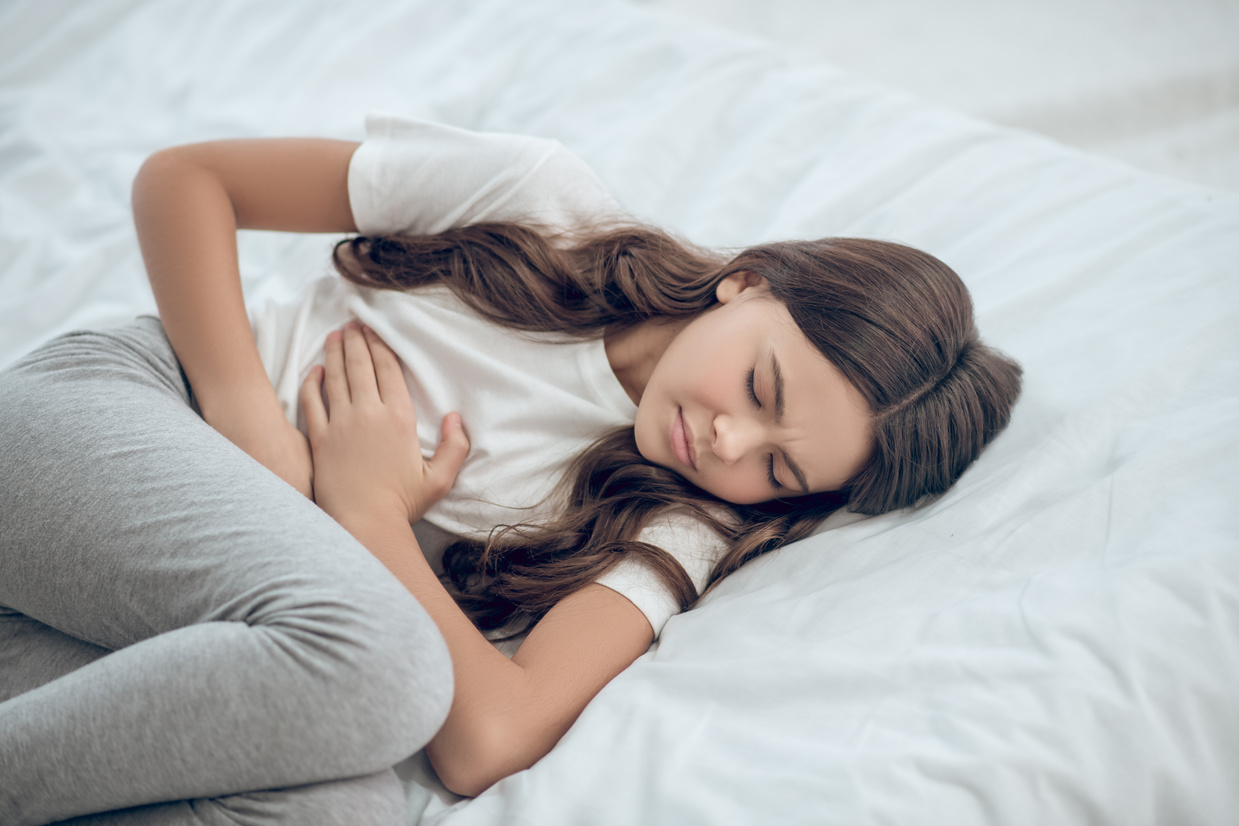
[349,112,625,236]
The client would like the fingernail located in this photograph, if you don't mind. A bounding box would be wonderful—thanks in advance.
[362,324,374,335]
[326,330,341,342]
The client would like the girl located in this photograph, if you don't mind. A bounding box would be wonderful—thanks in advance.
[0,114,1021,824]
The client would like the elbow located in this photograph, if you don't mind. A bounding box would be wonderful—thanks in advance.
[436,760,500,799]
[131,147,192,219]
[132,145,214,205]
[428,714,545,798]
[132,146,180,195]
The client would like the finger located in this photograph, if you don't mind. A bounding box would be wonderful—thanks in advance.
[425,413,471,496]
[300,366,327,437]
[323,330,350,405]
[343,322,379,401]
[362,326,409,405]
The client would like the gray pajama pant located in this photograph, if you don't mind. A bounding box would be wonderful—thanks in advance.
[0,318,454,825]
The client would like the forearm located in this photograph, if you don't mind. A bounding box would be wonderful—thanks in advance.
[132,150,279,424]
[132,138,359,425]
[333,511,550,796]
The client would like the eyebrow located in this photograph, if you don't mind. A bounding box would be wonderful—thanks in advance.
[770,352,811,494]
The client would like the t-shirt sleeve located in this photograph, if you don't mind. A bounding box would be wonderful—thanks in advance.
[595,509,729,638]
[348,112,624,237]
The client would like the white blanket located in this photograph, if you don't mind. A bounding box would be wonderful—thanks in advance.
[3,1,1237,823]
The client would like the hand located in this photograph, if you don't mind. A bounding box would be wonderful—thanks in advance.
[300,322,470,525]
[210,405,314,499]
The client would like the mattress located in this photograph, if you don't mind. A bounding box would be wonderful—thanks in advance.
[2,1,1238,823]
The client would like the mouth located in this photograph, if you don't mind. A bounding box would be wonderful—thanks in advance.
[672,407,697,471]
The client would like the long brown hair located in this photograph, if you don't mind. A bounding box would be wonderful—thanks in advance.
[333,222,1022,633]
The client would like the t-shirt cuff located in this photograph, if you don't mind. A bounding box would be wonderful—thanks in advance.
[593,509,729,638]
[595,557,681,639]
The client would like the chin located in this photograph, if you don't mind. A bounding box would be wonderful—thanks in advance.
[631,407,657,463]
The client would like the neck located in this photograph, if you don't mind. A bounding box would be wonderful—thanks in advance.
[604,316,691,405]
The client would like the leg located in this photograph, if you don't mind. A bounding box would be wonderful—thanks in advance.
[0,616,414,826]
[0,608,109,704]
[0,319,452,825]
[56,769,410,826]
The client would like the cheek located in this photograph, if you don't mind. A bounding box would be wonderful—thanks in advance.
[701,466,767,505]
[632,370,673,464]
[672,350,736,417]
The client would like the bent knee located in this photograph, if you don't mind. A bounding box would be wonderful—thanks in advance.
[294,590,453,762]
[363,603,454,752]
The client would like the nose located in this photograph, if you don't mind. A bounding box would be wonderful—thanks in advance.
[711,413,765,465]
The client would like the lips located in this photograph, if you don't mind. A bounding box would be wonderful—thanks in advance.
[672,408,697,471]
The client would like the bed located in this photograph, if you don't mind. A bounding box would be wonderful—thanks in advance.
[3,1,1238,823]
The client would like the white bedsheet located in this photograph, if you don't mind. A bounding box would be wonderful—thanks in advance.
[3,1,1237,823]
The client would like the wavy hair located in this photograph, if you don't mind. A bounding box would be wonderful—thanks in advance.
[333,222,1022,633]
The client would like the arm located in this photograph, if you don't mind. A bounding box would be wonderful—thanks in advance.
[302,324,655,797]
[132,138,359,495]
[349,518,653,796]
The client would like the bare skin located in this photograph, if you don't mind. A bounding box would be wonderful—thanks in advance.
[615,273,873,504]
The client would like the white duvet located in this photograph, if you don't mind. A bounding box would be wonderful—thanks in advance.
[3,1,1237,824]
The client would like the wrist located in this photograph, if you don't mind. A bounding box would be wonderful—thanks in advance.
[331,498,412,537]
[334,507,423,577]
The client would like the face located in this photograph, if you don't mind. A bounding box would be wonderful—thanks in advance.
[633,272,874,505]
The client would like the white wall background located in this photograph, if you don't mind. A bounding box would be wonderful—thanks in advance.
[639,0,1239,191]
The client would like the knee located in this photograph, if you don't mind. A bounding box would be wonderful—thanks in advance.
[361,599,455,753]
[312,589,454,763]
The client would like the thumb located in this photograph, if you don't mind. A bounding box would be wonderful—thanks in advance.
[426,412,471,491]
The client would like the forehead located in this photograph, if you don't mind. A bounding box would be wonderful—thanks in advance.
[748,297,874,489]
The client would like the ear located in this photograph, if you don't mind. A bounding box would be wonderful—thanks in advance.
[715,271,769,304]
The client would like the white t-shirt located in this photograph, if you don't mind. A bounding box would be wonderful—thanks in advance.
[250,112,726,636]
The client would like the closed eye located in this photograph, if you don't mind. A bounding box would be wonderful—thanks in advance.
[746,366,760,407]
[766,454,783,490]
[749,368,783,489]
